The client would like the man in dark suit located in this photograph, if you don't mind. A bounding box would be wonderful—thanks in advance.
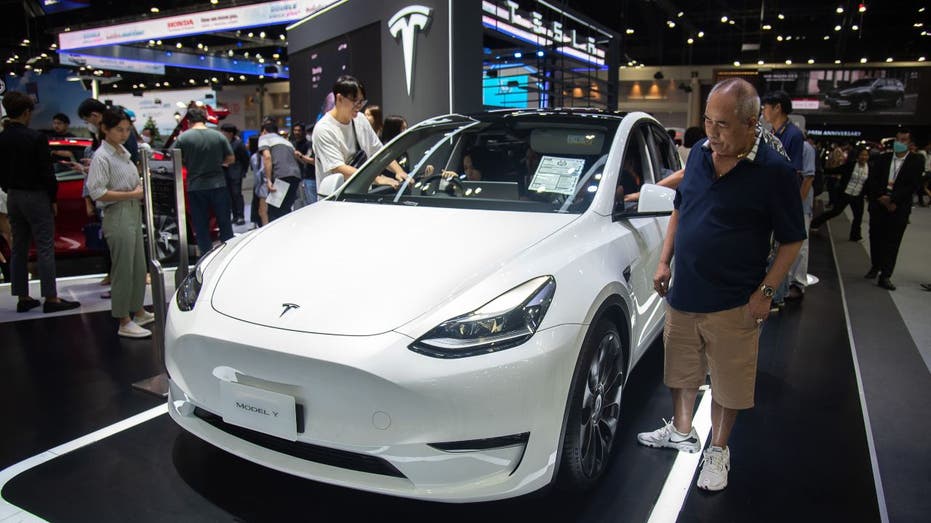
[864,129,924,290]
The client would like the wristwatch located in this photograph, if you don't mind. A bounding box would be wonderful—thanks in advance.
[759,284,775,298]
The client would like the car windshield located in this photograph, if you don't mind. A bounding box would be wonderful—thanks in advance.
[334,114,620,214]
[847,79,876,88]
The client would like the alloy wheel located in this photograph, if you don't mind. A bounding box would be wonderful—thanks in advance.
[577,330,624,478]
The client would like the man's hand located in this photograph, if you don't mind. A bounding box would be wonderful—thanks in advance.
[373,175,400,189]
[85,199,95,218]
[878,195,897,213]
[748,292,771,324]
[52,203,58,217]
[653,261,671,297]
[266,179,277,192]
[130,185,144,200]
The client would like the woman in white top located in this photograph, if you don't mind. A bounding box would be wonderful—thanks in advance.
[85,109,154,338]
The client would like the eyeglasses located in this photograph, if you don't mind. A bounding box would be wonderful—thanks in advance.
[343,95,367,110]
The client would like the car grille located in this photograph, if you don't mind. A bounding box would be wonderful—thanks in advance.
[193,407,407,479]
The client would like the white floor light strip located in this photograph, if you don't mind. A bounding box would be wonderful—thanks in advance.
[646,387,713,523]
[0,404,167,523]
[825,220,890,523]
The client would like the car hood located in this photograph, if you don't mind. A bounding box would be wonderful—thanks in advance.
[210,201,577,335]
[829,86,869,97]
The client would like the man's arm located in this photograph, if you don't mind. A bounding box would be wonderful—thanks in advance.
[749,240,802,320]
[625,168,684,202]
[262,149,275,191]
[800,176,814,200]
[653,209,678,296]
[387,160,408,181]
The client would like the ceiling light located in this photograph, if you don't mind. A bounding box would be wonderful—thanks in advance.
[21,38,30,45]
[915,23,924,27]
[919,56,926,61]
[239,75,246,80]
[835,59,841,64]
[687,37,694,44]
[698,31,705,38]
[211,77,218,82]
[733,61,740,66]
[132,84,138,89]
[834,25,842,31]
[859,4,866,13]
[728,20,735,25]
[197,43,203,49]
[626,28,635,34]
[164,81,170,86]
[150,7,159,13]
[248,32,254,38]
[836,7,844,14]
[536,50,544,57]
[272,53,280,59]
[189,79,196,84]
[778,13,785,20]
[259,75,265,79]
[763,24,772,30]
[148,40,155,46]
[279,34,286,40]
[920,7,926,13]
[156,40,162,45]
[228,50,234,56]
[886,57,893,62]
[50,44,57,49]
[808,58,815,64]
[824,35,831,40]
[785,59,792,64]
[720,16,728,23]
[677,11,684,17]
[860,57,868,63]
[211,0,218,3]
[786,35,793,40]
[667,21,676,28]
[852,25,859,30]
[155,82,161,87]
[139,83,145,88]
[777,35,784,41]
[260,31,266,38]
[176,42,183,48]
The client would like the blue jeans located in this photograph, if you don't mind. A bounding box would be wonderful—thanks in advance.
[188,187,234,256]
[302,179,318,205]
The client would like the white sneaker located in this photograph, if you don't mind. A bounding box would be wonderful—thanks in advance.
[697,446,730,491]
[134,310,155,327]
[118,321,151,339]
[636,418,701,453]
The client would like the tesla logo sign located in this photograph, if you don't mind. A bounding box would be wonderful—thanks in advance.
[279,303,300,317]
[388,5,432,97]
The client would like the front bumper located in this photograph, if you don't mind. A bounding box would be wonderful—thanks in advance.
[165,305,584,502]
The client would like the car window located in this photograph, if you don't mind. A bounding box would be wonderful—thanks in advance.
[336,115,620,214]
[613,125,651,213]
[647,124,681,181]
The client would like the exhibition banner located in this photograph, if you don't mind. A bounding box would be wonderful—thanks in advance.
[59,0,339,50]
[59,52,166,75]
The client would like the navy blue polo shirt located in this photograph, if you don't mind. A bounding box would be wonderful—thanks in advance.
[666,137,807,313]
[773,120,804,173]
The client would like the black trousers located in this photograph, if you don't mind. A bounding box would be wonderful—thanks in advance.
[225,172,245,221]
[811,192,865,240]
[8,189,57,298]
[267,178,299,222]
[868,202,909,279]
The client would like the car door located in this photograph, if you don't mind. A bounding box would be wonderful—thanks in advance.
[610,123,667,356]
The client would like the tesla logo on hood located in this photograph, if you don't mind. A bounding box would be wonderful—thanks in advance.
[279,303,300,317]
[388,5,432,97]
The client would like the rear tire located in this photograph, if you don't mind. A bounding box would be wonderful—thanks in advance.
[558,318,626,491]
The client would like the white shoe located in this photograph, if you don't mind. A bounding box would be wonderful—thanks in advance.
[636,418,701,453]
[134,310,155,327]
[118,321,151,339]
[697,446,730,491]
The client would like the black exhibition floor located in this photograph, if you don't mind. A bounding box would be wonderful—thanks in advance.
[0,232,880,522]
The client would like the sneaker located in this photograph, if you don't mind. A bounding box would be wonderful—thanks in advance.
[16,297,41,313]
[921,283,931,292]
[697,446,730,491]
[118,321,151,339]
[234,218,246,226]
[878,278,896,291]
[134,310,155,327]
[43,298,80,313]
[637,418,701,453]
[864,268,879,279]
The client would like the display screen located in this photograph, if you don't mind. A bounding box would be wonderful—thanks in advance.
[290,22,382,126]
[39,0,90,15]
[483,74,529,109]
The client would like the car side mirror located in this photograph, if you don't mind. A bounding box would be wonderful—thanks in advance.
[613,183,675,220]
[318,173,345,199]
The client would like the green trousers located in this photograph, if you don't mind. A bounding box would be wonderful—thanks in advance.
[102,200,147,319]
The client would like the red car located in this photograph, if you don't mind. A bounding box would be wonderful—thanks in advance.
[48,137,97,257]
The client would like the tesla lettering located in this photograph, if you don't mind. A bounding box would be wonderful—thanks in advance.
[388,5,432,97]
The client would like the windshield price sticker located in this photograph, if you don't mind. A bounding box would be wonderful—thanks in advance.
[528,156,586,196]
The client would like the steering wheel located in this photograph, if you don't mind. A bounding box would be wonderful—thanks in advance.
[417,174,465,197]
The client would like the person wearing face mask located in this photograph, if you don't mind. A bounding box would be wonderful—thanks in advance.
[863,129,924,290]
[77,98,140,165]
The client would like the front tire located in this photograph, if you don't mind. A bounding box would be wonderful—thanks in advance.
[558,319,626,491]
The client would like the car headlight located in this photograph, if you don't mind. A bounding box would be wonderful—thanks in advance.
[175,243,225,311]
[410,276,556,358]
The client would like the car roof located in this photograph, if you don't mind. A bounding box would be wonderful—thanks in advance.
[468,107,628,124]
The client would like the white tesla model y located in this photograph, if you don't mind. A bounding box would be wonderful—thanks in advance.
[165,109,679,502]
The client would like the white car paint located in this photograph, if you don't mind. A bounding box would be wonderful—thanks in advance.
[165,111,676,502]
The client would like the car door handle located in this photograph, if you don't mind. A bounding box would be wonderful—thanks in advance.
[622,265,632,283]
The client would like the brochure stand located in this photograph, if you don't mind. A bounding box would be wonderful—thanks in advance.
[133,150,187,397]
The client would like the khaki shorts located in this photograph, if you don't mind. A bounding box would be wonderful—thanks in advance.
[663,302,761,410]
